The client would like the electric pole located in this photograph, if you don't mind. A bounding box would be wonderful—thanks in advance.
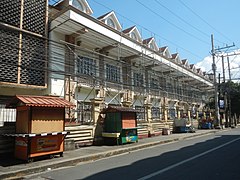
[227,56,232,127]
[211,34,220,128]
[211,34,235,128]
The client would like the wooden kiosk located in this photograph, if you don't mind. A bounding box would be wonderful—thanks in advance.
[6,95,74,162]
[101,106,139,145]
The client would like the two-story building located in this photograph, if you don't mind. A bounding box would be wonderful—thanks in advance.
[0,0,214,149]
[47,0,213,146]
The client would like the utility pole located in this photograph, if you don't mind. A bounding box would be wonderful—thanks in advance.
[211,34,220,128]
[227,56,232,127]
[227,56,231,81]
[221,55,227,128]
[211,34,235,128]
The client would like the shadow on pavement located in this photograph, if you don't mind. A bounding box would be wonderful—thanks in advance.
[82,134,240,180]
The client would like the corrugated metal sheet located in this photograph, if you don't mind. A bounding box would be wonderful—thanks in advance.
[6,95,75,108]
[101,106,139,113]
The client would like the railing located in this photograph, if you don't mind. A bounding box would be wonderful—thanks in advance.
[0,106,16,126]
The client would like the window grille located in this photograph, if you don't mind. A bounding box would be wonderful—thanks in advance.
[135,106,145,122]
[106,64,121,82]
[77,56,96,76]
[133,72,144,87]
[151,107,160,120]
[77,102,93,125]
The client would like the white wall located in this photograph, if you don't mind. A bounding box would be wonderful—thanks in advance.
[49,31,66,96]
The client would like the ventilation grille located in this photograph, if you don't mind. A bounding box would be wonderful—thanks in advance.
[0,0,21,28]
[20,33,46,86]
[22,0,46,35]
[0,28,19,83]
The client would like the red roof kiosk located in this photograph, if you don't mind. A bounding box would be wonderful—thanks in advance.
[6,95,74,162]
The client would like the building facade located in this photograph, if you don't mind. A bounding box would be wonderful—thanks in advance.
[0,0,48,119]
[0,0,213,147]
[48,0,213,145]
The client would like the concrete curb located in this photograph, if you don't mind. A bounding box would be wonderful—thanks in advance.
[1,130,219,180]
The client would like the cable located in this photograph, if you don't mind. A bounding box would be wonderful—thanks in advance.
[90,0,205,61]
[154,0,210,39]
[178,0,234,44]
[0,32,208,100]
[0,1,213,101]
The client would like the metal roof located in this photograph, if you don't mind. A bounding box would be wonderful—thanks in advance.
[101,106,139,113]
[6,95,75,108]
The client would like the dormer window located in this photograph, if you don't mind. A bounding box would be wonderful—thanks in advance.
[149,43,155,50]
[68,0,93,15]
[72,0,84,11]
[143,37,158,51]
[122,26,142,42]
[98,11,122,31]
[131,32,137,41]
[106,18,115,29]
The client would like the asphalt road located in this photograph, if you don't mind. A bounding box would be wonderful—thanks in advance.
[25,128,240,180]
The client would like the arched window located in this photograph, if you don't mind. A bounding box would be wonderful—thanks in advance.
[131,32,137,41]
[106,18,116,29]
[150,43,155,50]
[72,0,84,11]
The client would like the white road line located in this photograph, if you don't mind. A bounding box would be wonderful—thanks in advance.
[138,137,240,180]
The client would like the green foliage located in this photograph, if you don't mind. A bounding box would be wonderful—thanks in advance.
[204,81,240,117]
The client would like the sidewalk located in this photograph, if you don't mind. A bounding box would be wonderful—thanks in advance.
[0,129,220,180]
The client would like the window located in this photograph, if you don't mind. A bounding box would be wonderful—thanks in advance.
[149,43,155,50]
[150,77,158,89]
[169,108,176,119]
[76,56,96,76]
[77,102,93,125]
[131,32,137,41]
[135,106,145,121]
[106,18,115,29]
[133,72,144,87]
[151,107,160,120]
[106,64,121,82]
[72,0,84,11]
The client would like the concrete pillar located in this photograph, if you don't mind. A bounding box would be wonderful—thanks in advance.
[90,98,103,125]
[122,90,133,107]
[177,109,181,119]
[187,110,191,120]
[161,97,168,122]
[144,103,152,123]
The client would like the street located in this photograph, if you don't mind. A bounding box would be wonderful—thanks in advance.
[25,128,240,180]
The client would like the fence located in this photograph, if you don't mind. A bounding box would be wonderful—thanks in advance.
[0,105,16,126]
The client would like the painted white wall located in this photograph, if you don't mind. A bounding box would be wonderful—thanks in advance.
[75,87,95,102]
[50,79,65,97]
[49,31,66,96]
[69,10,213,86]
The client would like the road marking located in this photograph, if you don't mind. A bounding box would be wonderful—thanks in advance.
[138,137,240,180]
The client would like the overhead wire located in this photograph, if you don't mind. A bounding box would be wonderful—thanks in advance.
[154,0,210,39]
[90,0,204,61]
[178,0,234,45]
[1,0,212,101]
[135,0,209,43]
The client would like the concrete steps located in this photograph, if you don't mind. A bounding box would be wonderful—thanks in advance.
[65,126,94,148]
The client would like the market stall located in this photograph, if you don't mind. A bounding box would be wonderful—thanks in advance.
[101,106,139,145]
[5,95,74,162]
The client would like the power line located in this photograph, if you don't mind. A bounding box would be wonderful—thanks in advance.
[89,0,205,61]
[178,0,233,44]
[135,0,209,45]
[154,0,210,39]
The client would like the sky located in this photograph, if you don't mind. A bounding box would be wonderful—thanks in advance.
[50,0,240,81]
